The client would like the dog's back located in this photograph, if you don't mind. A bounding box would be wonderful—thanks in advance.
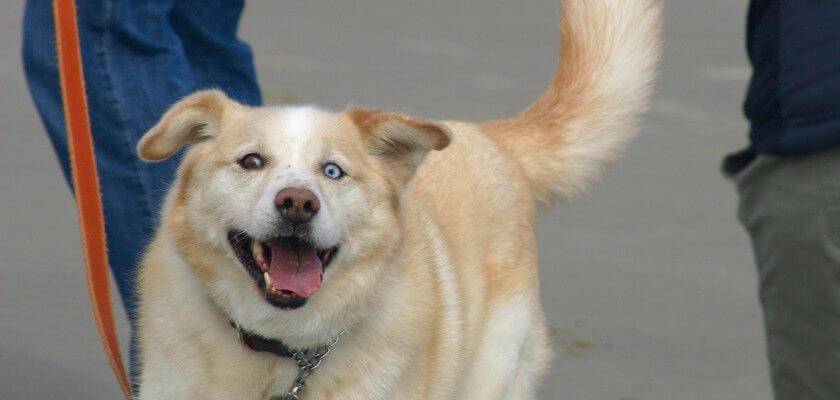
[403,0,662,396]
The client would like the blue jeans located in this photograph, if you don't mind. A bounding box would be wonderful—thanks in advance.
[22,0,261,384]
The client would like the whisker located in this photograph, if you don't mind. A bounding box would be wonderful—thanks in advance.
[229,230,250,246]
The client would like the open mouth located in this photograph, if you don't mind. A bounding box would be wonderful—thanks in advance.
[228,231,338,309]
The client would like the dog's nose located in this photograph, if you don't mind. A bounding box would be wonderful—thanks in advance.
[275,188,320,223]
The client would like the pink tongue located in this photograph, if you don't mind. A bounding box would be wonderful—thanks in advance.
[266,242,323,298]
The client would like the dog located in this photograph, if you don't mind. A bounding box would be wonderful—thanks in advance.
[135,0,661,398]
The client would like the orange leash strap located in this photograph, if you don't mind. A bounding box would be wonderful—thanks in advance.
[53,0,133,398]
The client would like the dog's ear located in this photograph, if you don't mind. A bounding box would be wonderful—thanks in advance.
[137,90,236,161]
[347,108,451,184]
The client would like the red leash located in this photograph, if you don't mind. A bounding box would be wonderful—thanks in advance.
[53,0,133,398]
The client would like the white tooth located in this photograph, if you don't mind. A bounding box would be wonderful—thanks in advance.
[252,240,267,272]
[263,272,272,288]
[251,240,263,260]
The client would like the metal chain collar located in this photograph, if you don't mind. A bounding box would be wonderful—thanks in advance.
[270,330,345,400]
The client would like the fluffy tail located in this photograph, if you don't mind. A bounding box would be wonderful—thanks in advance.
[482,0,662,205]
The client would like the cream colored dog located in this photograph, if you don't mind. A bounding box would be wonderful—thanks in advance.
[135,0,661,398]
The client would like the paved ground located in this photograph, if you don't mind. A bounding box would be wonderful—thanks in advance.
[0,1,772,399]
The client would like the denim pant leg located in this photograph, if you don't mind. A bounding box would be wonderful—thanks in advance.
[735,149,840,400]
[22,0,260,384]
[170,0,262,104]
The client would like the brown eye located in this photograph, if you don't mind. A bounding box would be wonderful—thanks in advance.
[238,153,265,170]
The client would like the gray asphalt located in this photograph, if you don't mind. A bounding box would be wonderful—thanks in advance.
[0,1,772,399]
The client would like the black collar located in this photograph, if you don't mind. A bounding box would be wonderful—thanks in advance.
[233,323,296,358]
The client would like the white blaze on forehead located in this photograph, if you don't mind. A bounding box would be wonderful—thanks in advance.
[279,105,319,163]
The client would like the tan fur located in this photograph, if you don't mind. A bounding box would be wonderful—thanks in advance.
[484,0,662,204]
[135,1,661,399]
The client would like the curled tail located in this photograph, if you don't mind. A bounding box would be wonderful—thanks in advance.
[482,0,662,205]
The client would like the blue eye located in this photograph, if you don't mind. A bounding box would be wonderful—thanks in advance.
[323,162,344,179]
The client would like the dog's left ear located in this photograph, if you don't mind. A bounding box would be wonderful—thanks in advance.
[137,89,237,161]
[347,108,451,184]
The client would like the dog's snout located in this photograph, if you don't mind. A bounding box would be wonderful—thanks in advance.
[275,188,320,223]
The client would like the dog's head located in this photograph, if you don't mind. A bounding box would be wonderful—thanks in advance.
[138,90,449,337]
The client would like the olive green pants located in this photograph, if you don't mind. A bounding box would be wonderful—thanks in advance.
[734,148,840,399]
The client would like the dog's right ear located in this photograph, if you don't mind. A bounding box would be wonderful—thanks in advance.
[137,89,235,161]
[347,108,451,186]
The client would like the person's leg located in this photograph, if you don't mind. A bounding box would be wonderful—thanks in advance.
[22,0,259,384]
[736,149,840,399]
[24,0,189,306]
[170,0,261,106]
[23,0,188,384]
